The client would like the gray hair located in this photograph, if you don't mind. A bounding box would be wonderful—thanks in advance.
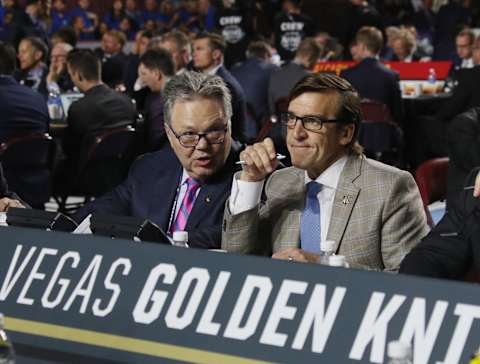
[163,71,232,125]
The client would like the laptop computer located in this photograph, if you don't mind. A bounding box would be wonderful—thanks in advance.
[59,92,84,118]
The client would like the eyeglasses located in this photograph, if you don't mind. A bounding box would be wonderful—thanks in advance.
[167,123,228,147]
[280,112,339,133]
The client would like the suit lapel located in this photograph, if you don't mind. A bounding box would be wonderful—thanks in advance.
[327,155,363,252]
[148,162,183,231]
[186,182,224,229]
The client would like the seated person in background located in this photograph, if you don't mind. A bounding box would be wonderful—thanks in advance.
[222,73,428,271]
[231,41,280,129]
[412,36,480,168]
[156,31,191,76]
[95,30,129,90]
[340,26,403,125]
[46,42,74,93]
[62,49,136,159]
[74,71,240,249]
[137,48,175,151]
[446,107,480,207]
[14,36,48,98]
[390,28,424,62]
[268,37,321,116]
[0,40,49,143]
[192,32,250,144]
[400,168,480,280]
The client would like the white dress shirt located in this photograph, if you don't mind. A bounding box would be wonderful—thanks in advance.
[229,156,348,243]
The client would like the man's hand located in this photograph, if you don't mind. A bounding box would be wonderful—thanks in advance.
[0,198,25,212]
[272,247,320,263]
[239,138,279,182]
[474,171,480,198]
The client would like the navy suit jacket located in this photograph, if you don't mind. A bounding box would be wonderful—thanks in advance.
[74,145,239,249]
[341,58,404,124]
[0,75,49,142]
[216,66,254,144]
[231,58,279,124]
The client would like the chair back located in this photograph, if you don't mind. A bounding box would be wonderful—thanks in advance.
[0,133,54,169]
[359,99,403,166]
[415,157,449,227]
[360,99,395,125]
[78,125,136,171]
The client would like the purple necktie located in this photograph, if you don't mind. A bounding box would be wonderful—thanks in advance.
[170,177,201,233]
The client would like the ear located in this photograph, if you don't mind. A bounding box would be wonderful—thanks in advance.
[339,123,355,146]
[212,49,221,61]
[34,50,43,62]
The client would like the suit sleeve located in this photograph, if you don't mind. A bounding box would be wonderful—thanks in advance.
[222,172,274,256]
[72,155,141,222]
[380,170,429,272]
[400,168,480,279]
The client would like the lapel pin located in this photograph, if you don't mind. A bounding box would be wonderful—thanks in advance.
[342,195,352,205]
[205,196,211,203]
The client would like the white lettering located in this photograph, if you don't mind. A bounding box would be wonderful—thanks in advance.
[165,268,210,330]
[436,303,480,364]
[196,271,231,336]
[260,279,308,347]
[349,292,406,363]
[17,248,57,305]
[92,258,132,317]
[62,255,102,313]
[292,285,346,353]
[399,298,448,364]
[41,251,80,309]
[133,263,176,324]
[224,275,272,341]
[0,245,37,301]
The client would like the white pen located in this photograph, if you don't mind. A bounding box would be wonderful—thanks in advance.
[236,153,286,165]
[464,186,475,190]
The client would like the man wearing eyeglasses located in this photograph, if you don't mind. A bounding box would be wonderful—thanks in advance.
[222,73,428,271]
[74,71,239,249]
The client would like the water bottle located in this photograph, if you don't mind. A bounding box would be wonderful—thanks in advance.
[386,341,412,364]
[47,89,63,121]
[318,240,336,265]
[0,313,15,364]
[328,255,349,268]
[427,68,436,84]
[172,231,189,248]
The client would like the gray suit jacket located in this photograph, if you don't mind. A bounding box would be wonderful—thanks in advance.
[222,154,428,271]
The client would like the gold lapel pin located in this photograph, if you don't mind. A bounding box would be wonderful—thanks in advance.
[205,196,211,203]
[342,195,352,205]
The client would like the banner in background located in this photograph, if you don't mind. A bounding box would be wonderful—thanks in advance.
[315,61,452,80]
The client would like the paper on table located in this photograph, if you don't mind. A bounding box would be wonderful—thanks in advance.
[73,214,92,234]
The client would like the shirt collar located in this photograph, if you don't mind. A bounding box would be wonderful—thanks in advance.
[205,63,222,76]
[304,155,348,190]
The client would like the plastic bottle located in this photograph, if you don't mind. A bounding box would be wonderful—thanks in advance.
[47,89,63,121]
[328,255,349,268]
[318,240,336,265]
[386,341,412,364]
[172,231,189,248]
[0,313,15,364]
[427,68,436,84]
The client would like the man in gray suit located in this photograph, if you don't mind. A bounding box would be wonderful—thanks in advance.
[222,73,428,271]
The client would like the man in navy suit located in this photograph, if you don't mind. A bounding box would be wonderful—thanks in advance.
[341,26,403,125]
[231,41,279,129]
[0,40,49,143]
[74,71,239,249]
[192,32,253,144]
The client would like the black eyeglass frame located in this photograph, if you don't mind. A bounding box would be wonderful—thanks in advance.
[166,123,229,148]
[280,112,340,133]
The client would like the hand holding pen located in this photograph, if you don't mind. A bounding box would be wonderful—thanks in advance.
[238,138,282,182]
